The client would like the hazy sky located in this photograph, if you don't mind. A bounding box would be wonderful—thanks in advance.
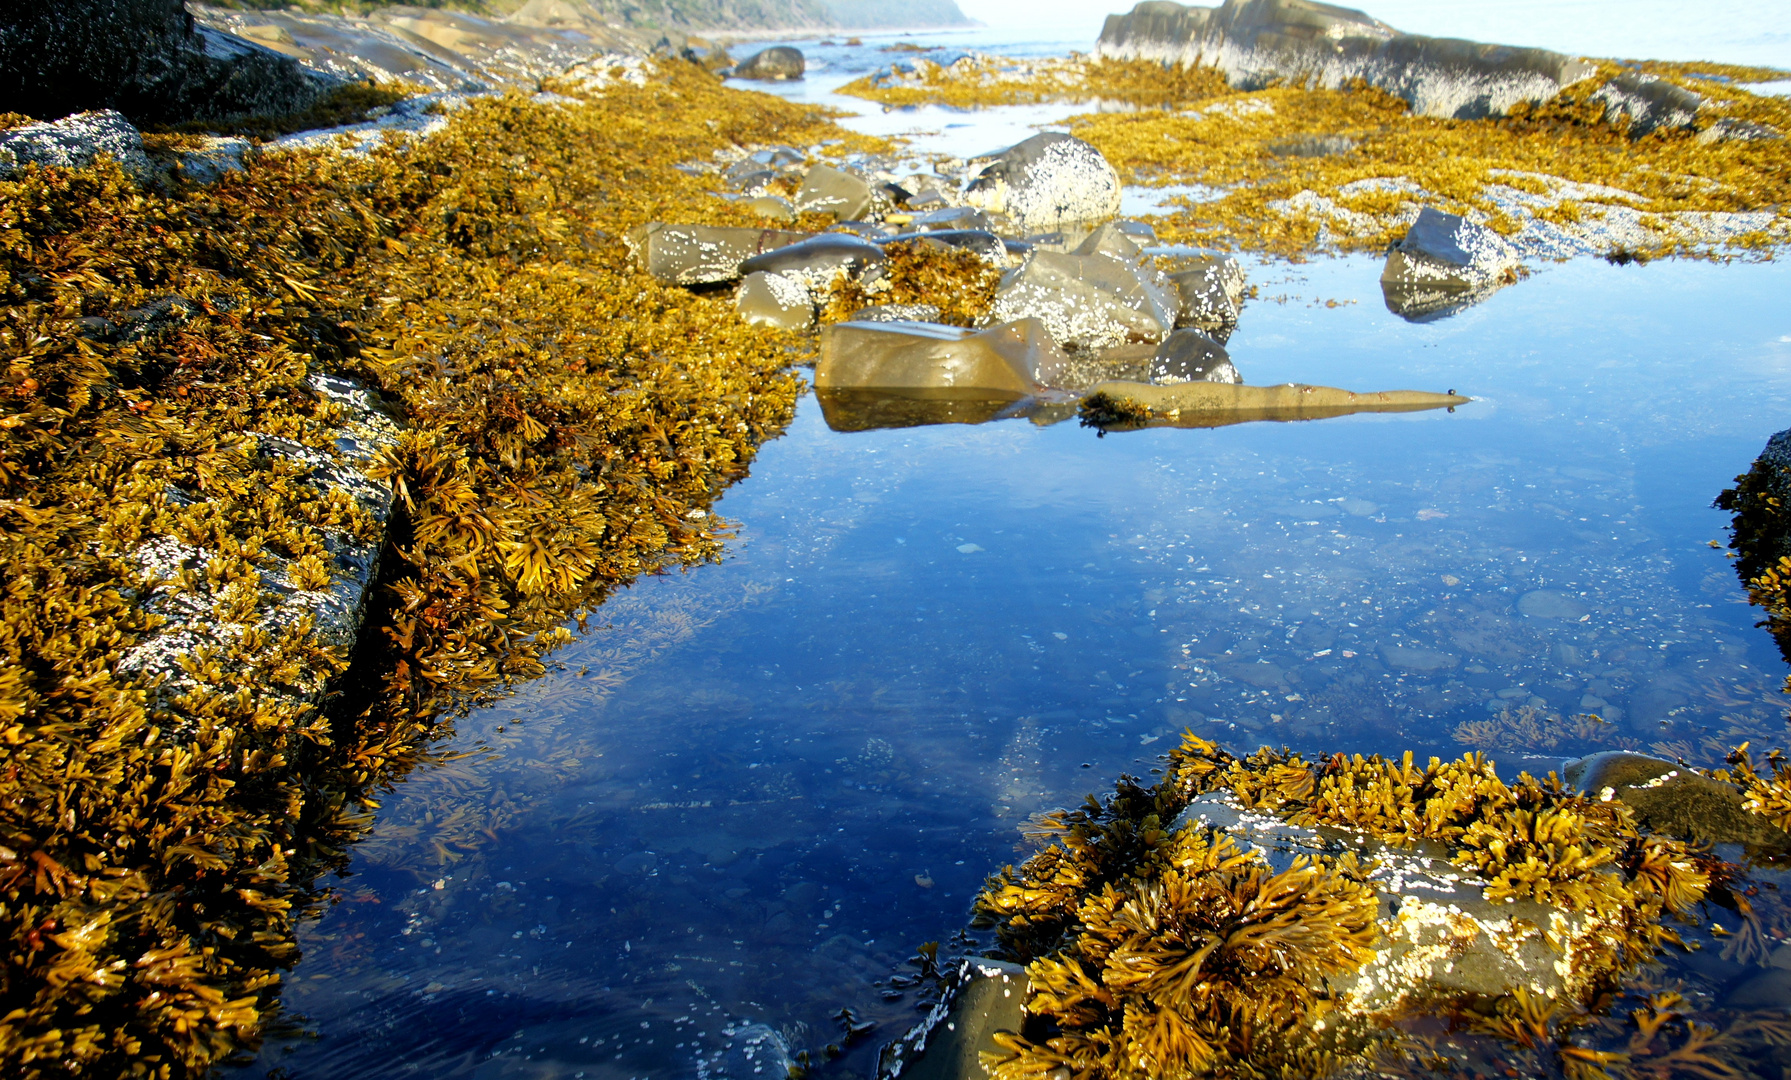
[951,0,1791,70]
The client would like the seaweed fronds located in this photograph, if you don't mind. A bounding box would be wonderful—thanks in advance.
[1077,391,1152,429]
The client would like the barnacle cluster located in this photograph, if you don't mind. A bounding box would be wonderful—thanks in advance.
[842,57,1791,258]
[0,60,851,1077]
[975,734,1735,1078]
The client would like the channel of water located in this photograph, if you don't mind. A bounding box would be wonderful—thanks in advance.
[233,30,1791,1080]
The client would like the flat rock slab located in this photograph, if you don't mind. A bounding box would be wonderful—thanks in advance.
[1088,380,1468,427]
[818,318,1069,396]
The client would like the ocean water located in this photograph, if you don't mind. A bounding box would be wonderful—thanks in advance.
[231,25,1791,1080]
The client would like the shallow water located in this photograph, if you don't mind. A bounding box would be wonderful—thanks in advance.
[233,241,1791,1076]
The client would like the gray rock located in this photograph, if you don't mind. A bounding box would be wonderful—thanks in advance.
[0,110,149,180]
[1113,218,1159,243]
[1696,117,1784,146]
[876,957,1027,1080]
[1167,260,1242,328]
[626,223,812,285]
[883,229,1011,265]
[730,46,806,81]
[988,250,1178,351]
[817,318,1069,396]
[851,303,944,323]
[1561,751,1791,850]
[964,132,1123,233]
[1150,328,1239,384]
[904,206,994,232]
[738,234,888,297]
[1097,0,1597,120]
[1592,72,1702,137]
[743,194,797,221]
[726,167,780,194]
[1071,220,1147,261]
[173,135,251,184]
[1726,967,1791,1010]
[797,164,876,220]
[1380,207,1517,321]
[736,271,815,330]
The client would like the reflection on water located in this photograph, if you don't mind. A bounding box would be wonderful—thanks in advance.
[237,258,1791,1075]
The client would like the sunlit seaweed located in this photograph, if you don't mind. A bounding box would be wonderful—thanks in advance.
[0,60,859,1077]
[974,734,1720,1078]
[822,238,1002,327]
[836,56,1231,110]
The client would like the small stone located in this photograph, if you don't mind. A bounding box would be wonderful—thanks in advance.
[914,874,934,888]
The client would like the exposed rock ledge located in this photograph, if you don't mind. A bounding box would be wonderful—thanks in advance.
[1096,0,1597,120]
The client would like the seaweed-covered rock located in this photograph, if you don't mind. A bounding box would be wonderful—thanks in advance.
[964,132,1123,234]
[988,250,1178,351]
[1593,72,1703,137]
[797,164,876,220]
[817,318,1069,395]
[736,270,815,330]
[882,229,1011,266]
[1380,207,1517,321]
[730,46,806,81]
[1096,0,1597,120]
[0,110,150,180]
[626,223,813,285]
[1150,328,1239,384]
[0,0,328,126]
[1562,751,1791,850]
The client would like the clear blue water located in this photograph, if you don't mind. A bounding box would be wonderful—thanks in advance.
[232,245,1791,1076]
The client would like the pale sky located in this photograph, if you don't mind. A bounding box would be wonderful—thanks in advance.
[952,0,1791,70]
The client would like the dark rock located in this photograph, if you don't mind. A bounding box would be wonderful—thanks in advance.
[1727,967,1791,1011]
[730,46,806,81]
[964,132,1123,233]
[876,958,1028,1080]
[627,223,813,285]
[1561,751,1791,850]
[1593,72,1702,137]
[738,233,888,280]
[1151,328,1239,384]
[0,0,329,126]
[77,294,199,343]
[1697,117,1783,145]
[1380,207,1517,321]
[797,164,876,219]
[903,206,994,232]
[0,110,150,180]
[1097,0,1596,120]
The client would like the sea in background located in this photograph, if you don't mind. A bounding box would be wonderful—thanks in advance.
[231,12,1791,1080]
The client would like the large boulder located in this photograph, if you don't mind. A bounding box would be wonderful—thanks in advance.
[988,250,1178,351]
[0,0,328,125]
[1380,207,1517,322]
[1562,751,1791,851]
[730,46,806,81]
[626,223,812,285]
[816,318,1070,396]
[963,133,1123,234]
[0,110,150,180]
[1097,0,1596,120]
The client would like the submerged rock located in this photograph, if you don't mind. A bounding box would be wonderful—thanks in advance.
[851,303,944,323]
[1151,328,1240,384]
[736,270,815,330]
[797,164,876,220]
[817,318,1070,396]
[1562,751,1791,850]
[1380,207,1517,321]
[0,110,150,180]
[627,223,812,285]
[964,132,1123,234]
[730,46,806,80]
[1096,0,1597,120]
[989,250,1178,351]
[876,958,1028,1080]
[1593,72,1702,137]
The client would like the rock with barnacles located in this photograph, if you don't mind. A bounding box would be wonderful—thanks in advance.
[0,110,151,180]
[963,132,1123,234]
[797,164,877,220]
[1562,751,1791,850]
[728,46,806,80]
[739,233,888,298]
[1592,72,1702,137]
[876,957,1027,1080]
[1151,328,1239,384]
[883,228,1011,266]
[1380,207,1517,322]
[1167,259,1243,329]
[902,206,995,232]
[817,318,1070,396]
[735,271,815,330]
[626,223,812,285]
[988,250,1178,351]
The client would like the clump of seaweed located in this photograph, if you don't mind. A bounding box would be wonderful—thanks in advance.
[1077,390,1153,428]
[1716,454,1791,674]
[822,239,1001,327]
[1453,705,1639,756]
[974,735,1717,1079]
[838,56,1231,110]
[0,58,857,1078]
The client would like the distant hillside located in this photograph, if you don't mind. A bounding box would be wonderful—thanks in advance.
[209,0,974,31]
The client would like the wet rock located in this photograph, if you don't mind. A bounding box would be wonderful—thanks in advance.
[744,194,797,221]
[797,164,876,220]
[851,303,944,323]
[1071,220,1148,261]
[77,295,198,344]
[876,957,1028,1080]
[1085,380,1467,427]
[1562,751,1791,850]
[903,206,995,232]
[1269,133,1358,157]
[1727,967,1791,1010]
[0,110,150,181]
[736,271,815,330]
[626,223,812,285]
[1380,207,1517,322]
[1380,644,1457,673]
[730,46,806,81]
[1593,72,1702,137]
[172,135,252,184]
[726,167,780,194]
[964,132,1124,234]
[1150,328,1239,384]
[1097,0,1597,120]
[989,250,1178,351]
[884,229,1011,265]
[817,318,1069,396]
[1167,260,1243,328]
[738,233,888,296]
